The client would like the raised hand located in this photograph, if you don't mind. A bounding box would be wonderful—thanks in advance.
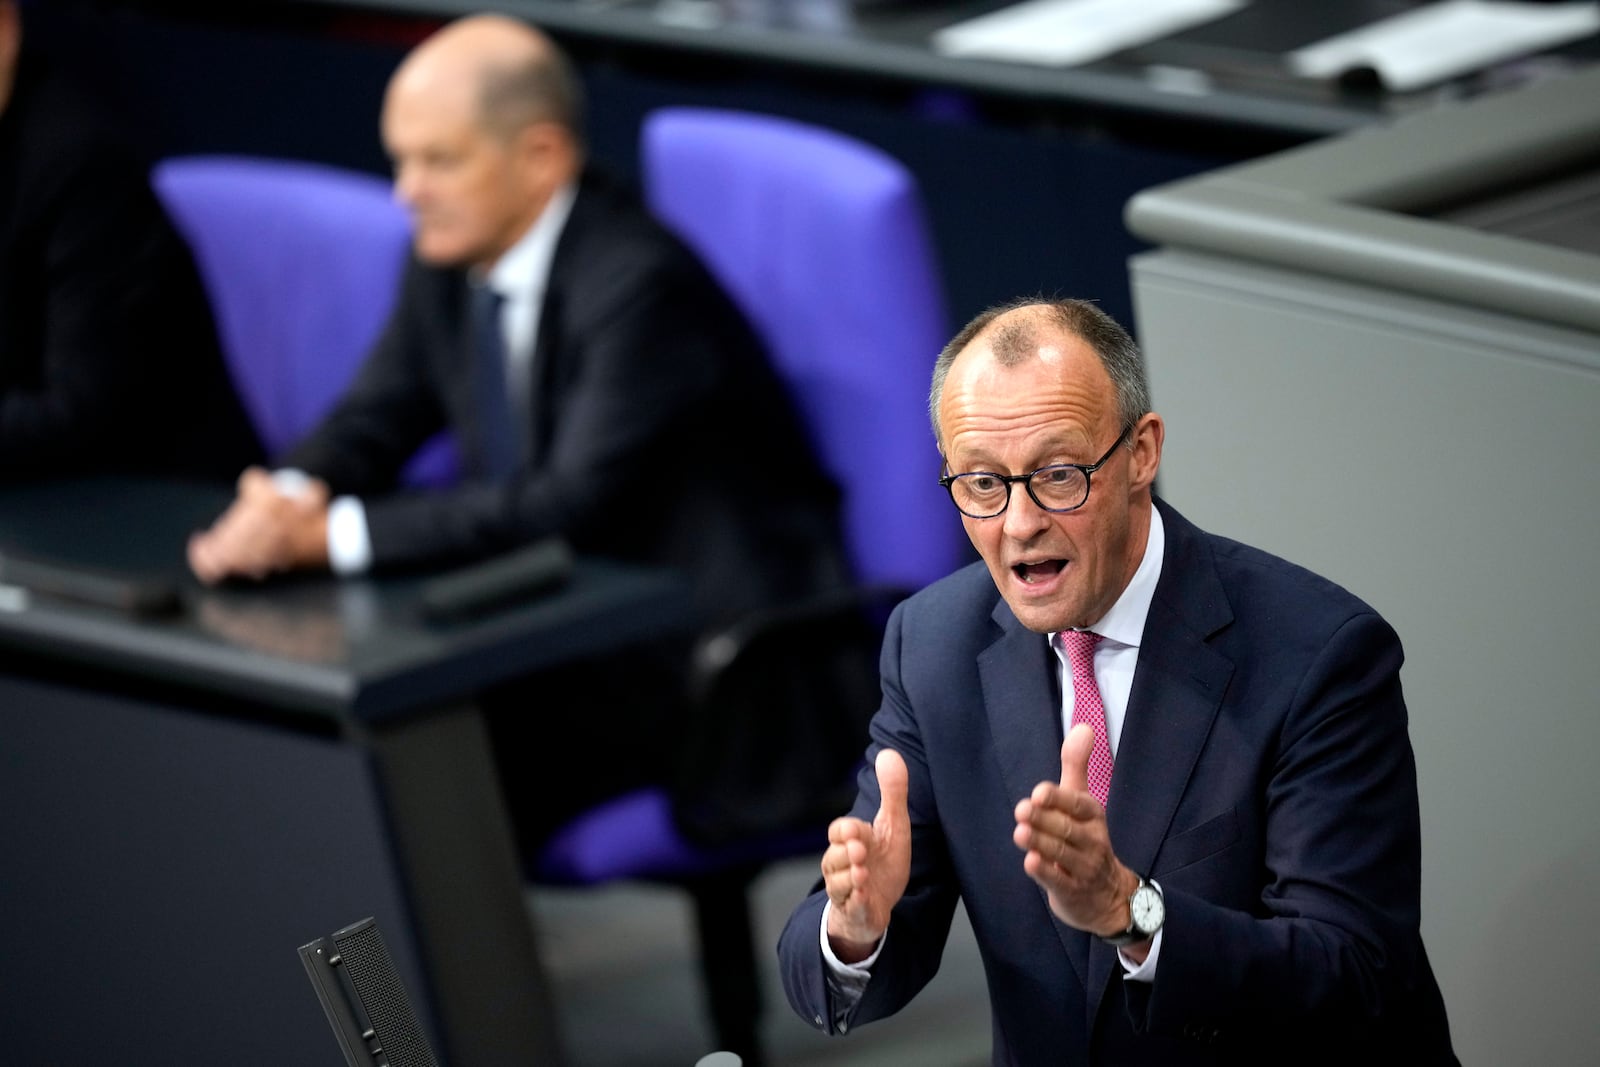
[821,748,911,963]
[1013,723,1138,940]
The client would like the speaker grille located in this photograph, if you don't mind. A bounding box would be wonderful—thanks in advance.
[332,919,440,1067]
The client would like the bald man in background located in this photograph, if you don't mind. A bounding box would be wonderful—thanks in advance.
[188,16,852,847]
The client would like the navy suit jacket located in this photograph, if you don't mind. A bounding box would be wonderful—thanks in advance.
[778,499,1456,1065]
[285,170,844,629]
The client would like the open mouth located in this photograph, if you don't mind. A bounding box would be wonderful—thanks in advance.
[1012,560,1067,584]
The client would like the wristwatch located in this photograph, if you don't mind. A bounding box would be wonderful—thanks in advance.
[1102,875,1164,947]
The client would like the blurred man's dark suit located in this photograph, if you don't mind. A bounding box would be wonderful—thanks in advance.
[284,170,859,845]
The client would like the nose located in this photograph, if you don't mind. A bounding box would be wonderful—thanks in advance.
[1000,481,1050,540]
[392,162,422,209]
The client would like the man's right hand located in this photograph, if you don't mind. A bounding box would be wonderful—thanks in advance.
[822,748,911,963]
[187,467,332,584]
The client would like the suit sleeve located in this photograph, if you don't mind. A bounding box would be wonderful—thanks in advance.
[777,598,962,1034]
[281,261,451,495]
[1125,610,1431,1044]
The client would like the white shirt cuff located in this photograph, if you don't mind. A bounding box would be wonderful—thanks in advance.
[326,495,373,575]
[820,898,886,978]
[270,467,313,498]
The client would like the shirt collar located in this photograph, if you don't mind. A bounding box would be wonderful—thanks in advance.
[484,180,578,298]
[1053,502,1165,650]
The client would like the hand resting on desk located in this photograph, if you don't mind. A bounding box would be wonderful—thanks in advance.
[188,467,332,583]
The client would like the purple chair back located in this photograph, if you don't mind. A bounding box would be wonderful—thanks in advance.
[153,155,457,487]
[538,116,964,1061]
[642,109,965,592]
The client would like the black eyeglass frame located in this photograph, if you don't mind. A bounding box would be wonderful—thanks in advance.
[938,423,1134,519]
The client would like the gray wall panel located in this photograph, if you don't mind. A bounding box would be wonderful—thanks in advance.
[1132,248,1600,1064]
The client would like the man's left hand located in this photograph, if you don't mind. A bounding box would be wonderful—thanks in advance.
[1014,723,1146,956]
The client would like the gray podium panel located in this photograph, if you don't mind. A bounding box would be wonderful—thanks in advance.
[1126,63,1600,1063]
[1129,241,1600,1067]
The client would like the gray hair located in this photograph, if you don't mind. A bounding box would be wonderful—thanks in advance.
[928,296,1150,449]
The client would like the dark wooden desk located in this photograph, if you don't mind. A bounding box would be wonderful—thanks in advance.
[0,479,690,1066]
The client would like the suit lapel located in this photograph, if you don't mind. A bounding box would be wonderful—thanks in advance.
[979,600,1062,810]
[525,286,559,467]
[977,599,1096,990]
[523,179,596,469]
[524,169,624,469]
[1086,500,1237,1029]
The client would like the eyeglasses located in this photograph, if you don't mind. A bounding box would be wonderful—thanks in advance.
[939,425,1132,519]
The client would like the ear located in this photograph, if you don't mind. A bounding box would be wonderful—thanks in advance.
[514,120,576,180]
[1127,412,1164,494]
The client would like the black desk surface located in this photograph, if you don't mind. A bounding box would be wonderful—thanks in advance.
[0,478,690,723]
[0,477,617,1066]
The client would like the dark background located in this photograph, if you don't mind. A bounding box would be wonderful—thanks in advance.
[19,0,1288,333]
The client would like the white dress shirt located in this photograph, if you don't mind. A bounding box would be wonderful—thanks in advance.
[821,504,1167,997]
[321,183,579,575]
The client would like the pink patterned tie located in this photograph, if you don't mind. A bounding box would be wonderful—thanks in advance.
[1062,629,1113,807]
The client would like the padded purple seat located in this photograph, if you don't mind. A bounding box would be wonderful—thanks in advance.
[536,788,822,886]
[533,108,964,1064]
[152,155,457,487]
